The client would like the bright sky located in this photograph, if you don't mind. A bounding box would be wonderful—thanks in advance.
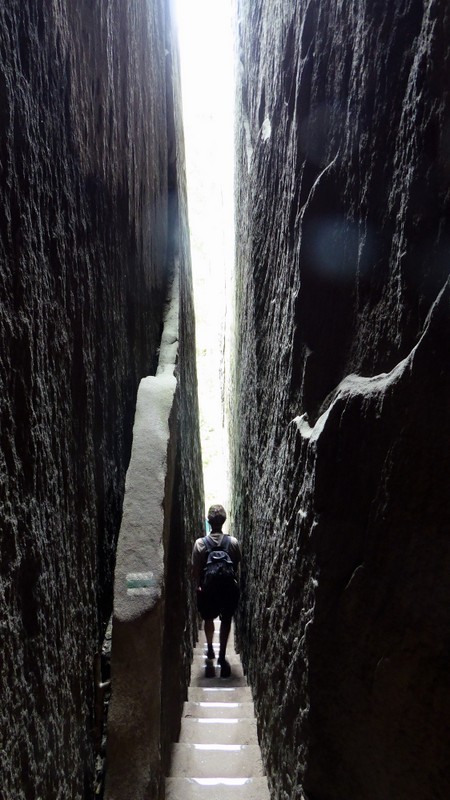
[174,0,235,516]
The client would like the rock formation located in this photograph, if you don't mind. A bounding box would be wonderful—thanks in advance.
[232,2,450,798]
[0,1,203,798]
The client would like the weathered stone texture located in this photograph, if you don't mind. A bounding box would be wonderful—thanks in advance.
[232,2,450,799]
[0,1,201,798]
[106,191,204,800]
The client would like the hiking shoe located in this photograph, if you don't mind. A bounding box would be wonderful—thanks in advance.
[218,658,231,678]
[205,663,216,678]
[206,645,215,660]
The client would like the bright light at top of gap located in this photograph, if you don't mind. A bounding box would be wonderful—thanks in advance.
[174,0,235,113]
[173,1,235,511]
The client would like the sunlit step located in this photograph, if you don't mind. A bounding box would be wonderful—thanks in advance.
[165,776,270,800]
[190,651,247,688]
[188,687,253,704]
[179,717,258,745]
[167,624,270,798]
[183,701,255,719]
[192,651,243,665]
[191,671,248,688]
[170,744,265,778]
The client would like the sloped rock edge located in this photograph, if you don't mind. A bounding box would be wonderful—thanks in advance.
[105,274,180,800]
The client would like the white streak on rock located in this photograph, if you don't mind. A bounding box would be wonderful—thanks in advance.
[261,117,272,141]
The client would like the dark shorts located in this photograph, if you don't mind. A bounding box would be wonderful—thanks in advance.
[197,582,239,622]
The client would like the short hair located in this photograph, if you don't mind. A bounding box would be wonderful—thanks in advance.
[207,504,227,525]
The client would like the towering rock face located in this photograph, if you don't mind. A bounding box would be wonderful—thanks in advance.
[105,37,205,799]
[232,2,450,798]
[0,1,202,798]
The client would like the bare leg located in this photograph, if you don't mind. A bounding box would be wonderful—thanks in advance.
[219,618,231,660]
[204,619,215,647]
[204,619,216,674]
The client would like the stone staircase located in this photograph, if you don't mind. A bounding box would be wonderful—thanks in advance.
[165,625,270,799]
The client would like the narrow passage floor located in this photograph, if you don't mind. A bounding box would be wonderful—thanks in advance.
[166,623,270,799]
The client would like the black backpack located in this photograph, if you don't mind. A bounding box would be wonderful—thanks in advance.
[201,535,236,592]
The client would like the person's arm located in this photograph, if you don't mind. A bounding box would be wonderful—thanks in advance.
[230,537,241,577]
[192,540,203,588]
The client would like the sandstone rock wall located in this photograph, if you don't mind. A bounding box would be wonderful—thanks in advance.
[106,269,202,800]
[0,1,202,797]
[232,2,450,798]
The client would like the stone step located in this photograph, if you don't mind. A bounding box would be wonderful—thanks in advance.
[193,637,232,649]
[192,650,243,666]
[188,687,253,703]
[190,669,248,688]
[183,701,255,719]
[169,744,265,778]
[194,629,239,648]
[192,659,245,677]
[178,718,258,745]
[165,777,270,800]
[167,625,270,799]
[190,652,247,687]
[193,639,238,652]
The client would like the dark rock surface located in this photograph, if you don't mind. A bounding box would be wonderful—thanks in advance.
[0,1,202,798]
[232,2,450,798]
[106,38,204,793]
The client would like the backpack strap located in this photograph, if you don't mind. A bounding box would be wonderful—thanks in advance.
[203,534,230,552]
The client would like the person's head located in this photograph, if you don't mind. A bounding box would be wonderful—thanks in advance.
[207,504,226,531]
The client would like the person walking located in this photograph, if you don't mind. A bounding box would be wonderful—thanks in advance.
[192,504,241,677]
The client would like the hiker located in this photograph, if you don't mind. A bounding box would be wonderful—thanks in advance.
[192,504,241,677]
